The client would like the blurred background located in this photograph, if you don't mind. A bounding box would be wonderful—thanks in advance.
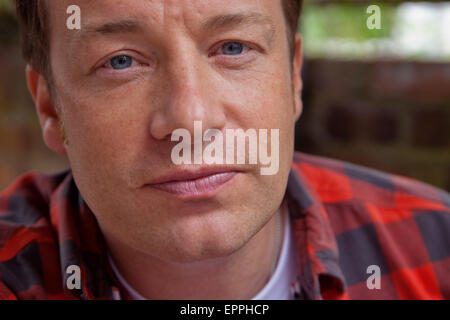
[0,0,449,191]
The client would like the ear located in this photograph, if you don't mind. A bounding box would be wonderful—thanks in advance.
[26,65,67,155]
[292,34,303,122]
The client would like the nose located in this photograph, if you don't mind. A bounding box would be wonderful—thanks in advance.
[149,47,226,141]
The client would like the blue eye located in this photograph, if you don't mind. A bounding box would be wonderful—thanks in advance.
[109,55,133,70]
[221,42,244,55]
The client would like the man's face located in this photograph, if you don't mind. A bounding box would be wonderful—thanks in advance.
[46,0,302,262]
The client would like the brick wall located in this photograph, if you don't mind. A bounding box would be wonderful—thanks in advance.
[296,58,450,191]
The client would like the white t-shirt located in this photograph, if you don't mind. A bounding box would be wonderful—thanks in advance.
[252,204,300,300]
[109,205,300,300]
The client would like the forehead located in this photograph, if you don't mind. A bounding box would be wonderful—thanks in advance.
[47,0,285,38]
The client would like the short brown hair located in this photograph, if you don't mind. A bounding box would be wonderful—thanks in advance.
[16,0,303,79]
[15,0,50,78]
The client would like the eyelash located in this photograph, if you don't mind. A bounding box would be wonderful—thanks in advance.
[97,41,256,76]
[209,41,252,57]
[100,53,147,70]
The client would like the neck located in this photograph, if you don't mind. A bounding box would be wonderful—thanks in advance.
[105,208,284,300]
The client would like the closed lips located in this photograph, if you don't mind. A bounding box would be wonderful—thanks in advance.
[146,169,240,198]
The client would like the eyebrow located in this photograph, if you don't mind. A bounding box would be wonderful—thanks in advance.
[202,13,275,31]
[76,12,276,44]
[83,19,143,36]
[201,13,276,44]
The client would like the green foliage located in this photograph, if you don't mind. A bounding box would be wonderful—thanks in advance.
[301,3,396,41]
[299,2,450,61]
[0,0,13,14]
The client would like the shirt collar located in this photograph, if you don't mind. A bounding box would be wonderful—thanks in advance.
[50,172,117,300]
[285,166,347,299]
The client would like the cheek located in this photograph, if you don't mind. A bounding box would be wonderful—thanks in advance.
[221,64,295,161]
[59,85,152,187]
[220,61,294,129]
[220,66,295,187]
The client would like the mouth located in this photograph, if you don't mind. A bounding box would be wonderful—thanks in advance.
[144,168,240,199]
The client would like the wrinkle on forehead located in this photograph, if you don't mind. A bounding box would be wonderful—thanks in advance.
[158,0,276,31]
[53,0,279,34]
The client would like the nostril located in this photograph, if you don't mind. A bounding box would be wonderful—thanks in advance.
[149,113,173,141]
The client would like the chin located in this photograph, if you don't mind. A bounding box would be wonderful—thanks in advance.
[155,228,251,264]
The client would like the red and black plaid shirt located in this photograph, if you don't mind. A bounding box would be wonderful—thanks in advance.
[0,152,449,300]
